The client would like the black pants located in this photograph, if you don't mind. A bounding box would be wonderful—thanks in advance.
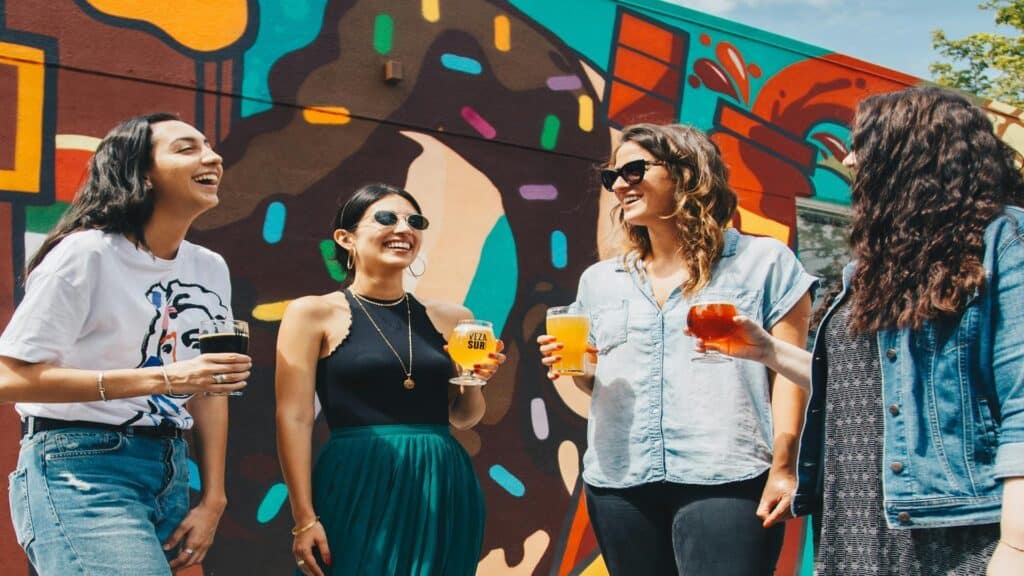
[584,473,784,576]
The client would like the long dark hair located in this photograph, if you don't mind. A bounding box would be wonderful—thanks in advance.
[847,86,1024,332]
[611,123,737,296]
[26,112,180,277]
[332,182,424,274]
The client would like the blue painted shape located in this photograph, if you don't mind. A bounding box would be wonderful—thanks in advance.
[263,201,286,244]
[242,0,330,117]
[488,464,525,497]
[508,0,616,71]
[257,482,290,524]
[551,230,567,269]
[188,459,201,491]
[463,216,517,338]
[440,53,483,75]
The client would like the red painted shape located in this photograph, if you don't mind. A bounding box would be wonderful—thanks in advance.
[557,490,597,576]
[608,81,676,126]
[613,47,679,99]
[56,148,93,203]
[0,64,18,171]
[618,13,684,65]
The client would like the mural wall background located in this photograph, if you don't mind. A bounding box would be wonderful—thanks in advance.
[2,0,1022,574]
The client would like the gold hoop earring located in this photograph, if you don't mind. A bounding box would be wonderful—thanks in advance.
[407,256,426,278]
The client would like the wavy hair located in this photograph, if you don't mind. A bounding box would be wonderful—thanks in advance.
[610,123,737,296]
[25,112,180,278]
[847,86,1024,332]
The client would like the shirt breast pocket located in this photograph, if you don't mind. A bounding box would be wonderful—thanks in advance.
[592,302,628,354]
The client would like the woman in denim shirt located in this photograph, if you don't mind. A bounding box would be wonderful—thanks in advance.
[538,124,817,575]
[699,87,1024,574]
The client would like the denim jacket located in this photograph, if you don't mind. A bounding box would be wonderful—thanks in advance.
[793,207,1024,528]
[576,228,818,488]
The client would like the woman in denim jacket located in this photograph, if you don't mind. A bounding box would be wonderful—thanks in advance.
[697,87,1024,574]
[537,123,817,575]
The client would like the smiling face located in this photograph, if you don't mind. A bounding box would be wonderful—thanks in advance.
[609,141,678,228]
[147,120,224,219]
[336,194,424,275]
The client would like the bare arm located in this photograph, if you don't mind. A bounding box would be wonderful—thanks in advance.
[988,477,1024,574]
[0,354,250,403]
[275,297,331,575]
[425,300,493,429]
[696,315,812,388]
[757,293,813,527]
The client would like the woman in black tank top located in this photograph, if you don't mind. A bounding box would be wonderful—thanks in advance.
[275,183,505,576]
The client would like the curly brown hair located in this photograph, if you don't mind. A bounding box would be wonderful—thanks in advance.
[610,124,737,296]
[847,86,1024,332]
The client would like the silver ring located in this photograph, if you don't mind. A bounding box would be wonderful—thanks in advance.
[184,548,194,555]
[213,374,224,384]
[296,559,306,566]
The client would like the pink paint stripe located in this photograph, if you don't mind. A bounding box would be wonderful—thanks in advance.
[546,75,583,91]
[461,106,496,139]
[519,184,558,200]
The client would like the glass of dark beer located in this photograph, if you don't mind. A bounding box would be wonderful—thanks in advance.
[198,318,249,396]
[686,301,737,363]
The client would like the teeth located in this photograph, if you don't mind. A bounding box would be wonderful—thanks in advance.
[193,174,219,185]
[385,242,411,250]
[624,196,640,205]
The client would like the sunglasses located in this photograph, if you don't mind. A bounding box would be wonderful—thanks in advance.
[369,210,429,231]
[599,159,666,192]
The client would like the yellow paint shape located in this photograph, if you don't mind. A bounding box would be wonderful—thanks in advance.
[55,134,102,152]
[578,95,594,132]
[558,440,580,494]
[477,530,551,575]
[422,0,440,22]
[552,375,590,419]
[86,1,247,52]
[494,15,511,52]
[398,131,504,303]
[0,43,46,194]
[252,300,292,322]
[579,60,606,102]
[1001,121,1024,156]
[579,554,610,576]
[737,206,790,244]
[303,106,352,125]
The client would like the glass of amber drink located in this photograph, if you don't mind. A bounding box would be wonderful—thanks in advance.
[686,301,737,363]
[546,305,590,376]
[448,319,496,385]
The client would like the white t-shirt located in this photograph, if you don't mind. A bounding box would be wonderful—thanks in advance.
[0,230,233,429]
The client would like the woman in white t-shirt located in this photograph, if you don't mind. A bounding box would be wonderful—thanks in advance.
[0,114,251,575]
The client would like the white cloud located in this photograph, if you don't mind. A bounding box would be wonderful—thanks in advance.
[666,0,837,16]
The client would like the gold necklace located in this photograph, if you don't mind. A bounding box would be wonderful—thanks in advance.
[348,289,415,389]
[350,290,406,307]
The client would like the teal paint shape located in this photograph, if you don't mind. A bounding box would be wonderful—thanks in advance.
[242,0,330,117]
[319,239,347,282]
[541,115,560,150]
[463,216,517,338]
[374,14,394,55]
[551,230,567,269]
[257,483,290,524]
[263,201,286,244]
[440,53,482,75]
[508,0,617,71]
[25,202,69,234]
[488,464,525,497]
[188,459,201,491]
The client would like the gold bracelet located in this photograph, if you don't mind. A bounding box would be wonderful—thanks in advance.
[291,516,320,536]
[1001,540,1024,553]
[97,371,107,401]
[159,365,173,395]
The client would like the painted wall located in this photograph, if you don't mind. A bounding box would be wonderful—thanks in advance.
[1,1,1022,575]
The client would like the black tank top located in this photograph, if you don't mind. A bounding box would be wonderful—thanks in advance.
[315,290,452,429]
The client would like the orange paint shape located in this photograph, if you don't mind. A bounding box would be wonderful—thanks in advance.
[86,0,248,52]
[613,47,679,99]
[557,491,599,576]
[618,13,684,65]
[55,149,94,203]
[302,106,352,125]
[717,104,816,168]
[0,42,45,195]
[608,81,676,126]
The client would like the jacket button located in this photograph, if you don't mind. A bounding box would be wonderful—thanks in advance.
[886,348,897,359]
[890,461,904,474]
[889,404,900,416]
[897,511,911,524]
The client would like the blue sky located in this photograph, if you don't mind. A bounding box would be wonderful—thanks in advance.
[667,0,1008,79]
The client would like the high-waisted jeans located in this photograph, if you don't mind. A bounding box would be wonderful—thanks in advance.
[8,427,189,575]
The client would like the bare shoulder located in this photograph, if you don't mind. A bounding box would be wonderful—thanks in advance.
[418,298,471,339]
[282,292,351,325]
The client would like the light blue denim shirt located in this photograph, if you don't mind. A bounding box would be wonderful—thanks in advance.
[577,228,818,488]
[794,206,1024,528]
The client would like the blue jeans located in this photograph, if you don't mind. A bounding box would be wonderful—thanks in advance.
[8,427,189,575]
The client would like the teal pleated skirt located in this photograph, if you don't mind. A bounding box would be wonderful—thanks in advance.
[307,424,485,576]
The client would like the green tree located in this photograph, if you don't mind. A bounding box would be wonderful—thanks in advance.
[931,0,1024,108]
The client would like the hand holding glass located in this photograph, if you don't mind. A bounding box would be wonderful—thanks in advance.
[448,319,496,385]
[687,302,737,363]
[545,305,590,376]
[198,319,250,396]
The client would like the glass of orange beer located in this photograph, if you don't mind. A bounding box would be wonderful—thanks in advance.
[448,319,497,385]
[546,305,590,376]
[686,301,737,363]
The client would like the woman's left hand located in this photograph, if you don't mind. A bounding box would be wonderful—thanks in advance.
[472,340,506,382]
[756,467,796,528]
[164,499,226,570]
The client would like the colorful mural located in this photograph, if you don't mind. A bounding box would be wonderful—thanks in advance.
[2,1,1022,575]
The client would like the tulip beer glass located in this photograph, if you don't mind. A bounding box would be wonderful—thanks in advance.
[686,301,737,363]
[448,319,496,385]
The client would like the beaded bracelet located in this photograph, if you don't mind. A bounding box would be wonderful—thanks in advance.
[96,371,107,402]
[291,516,321,536]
